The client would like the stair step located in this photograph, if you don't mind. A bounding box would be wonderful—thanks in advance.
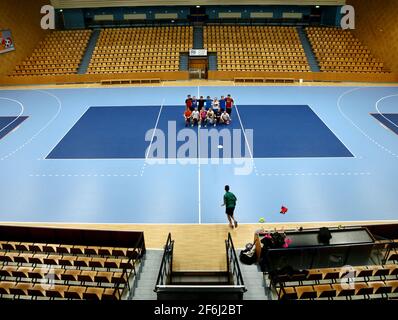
[78,29,101,74]
[296,26,320,73]
[193,26,204,49]
[131,250,164,300]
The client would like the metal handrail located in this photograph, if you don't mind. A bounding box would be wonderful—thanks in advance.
[113,232,146,299]
[154,233,174,291]
[225,233,245,288]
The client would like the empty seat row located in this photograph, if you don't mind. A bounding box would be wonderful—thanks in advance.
[11,30,91,76]
[0,281,120,300]
[0,251,134,270]
[306,27,388,73]
[278,280,398,300]
[0,241,137,258]
[204,26,310,72]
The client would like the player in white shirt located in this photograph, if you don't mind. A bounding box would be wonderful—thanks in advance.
[213,97,220,112]
[191,108,200,127]
[206,108,216,127]
[220,110,231,125]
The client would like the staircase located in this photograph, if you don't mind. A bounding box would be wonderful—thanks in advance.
[78,29,101,74]
[171,271,230,285]
[238,258,272,300]
[208,52,218,71]
[130,250,163,300]
[179,53,189,71]
[297,26,320,72]
[193,26,204,49]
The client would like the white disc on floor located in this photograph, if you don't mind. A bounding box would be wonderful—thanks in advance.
[218,145,223,149]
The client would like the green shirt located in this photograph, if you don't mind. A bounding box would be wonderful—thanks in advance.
[224,192,237,209]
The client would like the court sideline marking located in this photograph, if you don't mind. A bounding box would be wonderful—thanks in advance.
[234,101,259,176]
[1,90,62,161]
[235,99,368,177]
[197,86,202,224]
[141,98,165,177]
[375,94,398,130]
[337,87,398,159]
[0,97,24,136]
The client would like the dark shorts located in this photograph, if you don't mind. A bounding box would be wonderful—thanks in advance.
[226,207,235,216]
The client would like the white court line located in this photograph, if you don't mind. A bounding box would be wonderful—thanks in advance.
[375,94,398,130]
[141,98,166,177]
[234,101,258,176]
[307,104,356,158]
[1,90,62,161]
[0,97,24,135]
[29,174,139,178]
[43,104,90,160]
[337,87,398,159]
[258,172,371,177]
[3,219,396,226]
[44,105,167,161]
[197,85,202,224]
[144,99,165,160]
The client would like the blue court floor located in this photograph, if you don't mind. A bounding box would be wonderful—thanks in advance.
[0,85,397,224]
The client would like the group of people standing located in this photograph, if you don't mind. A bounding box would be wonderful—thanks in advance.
[184,94,235,128]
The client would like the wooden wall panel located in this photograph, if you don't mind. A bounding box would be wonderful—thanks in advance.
[0,70,396,86]
[348,0,398,72]
[51,0,346,9]
[0,0,49,76]
[0,71,190,86]
[208,71,398,82]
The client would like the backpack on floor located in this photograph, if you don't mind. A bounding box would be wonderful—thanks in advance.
[239,243,257,265]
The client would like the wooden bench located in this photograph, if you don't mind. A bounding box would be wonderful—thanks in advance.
[234,77,266,83]
[234,77,296,84]
[101,78,161,85]
[265,78,296,84]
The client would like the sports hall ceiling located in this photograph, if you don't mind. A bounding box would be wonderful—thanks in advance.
[51,0,346,9]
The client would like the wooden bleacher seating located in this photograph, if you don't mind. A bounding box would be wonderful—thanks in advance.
[0,226,145,300]
[306,27,389,73]
[269,257,398,300]
[204,25,310,73]
[87,26,193,74]
[11,30,92,76]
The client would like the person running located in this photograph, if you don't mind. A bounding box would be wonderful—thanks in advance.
[213,97,220,112]
[191,108,200,127]
[205,96,213,110]
[199,108,207,127]
[191,96,198,111]
[219,95,226,112]
[207,108,216,127]
[184,108,192,127]
[185,95,193,111]
[198,96,205,111]
[220,110,231,125]
[222,185,238,228]
[225,94,234,117]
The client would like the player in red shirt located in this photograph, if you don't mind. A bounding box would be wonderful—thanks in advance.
[184,108,192,127]
[185,95,193,111]
[225,94,234,117]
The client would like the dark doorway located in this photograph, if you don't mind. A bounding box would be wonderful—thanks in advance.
[189,57,208,79]
[189,6,208,23]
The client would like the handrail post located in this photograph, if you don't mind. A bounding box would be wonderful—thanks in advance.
[225,233,245,288]
[155,233,174,293]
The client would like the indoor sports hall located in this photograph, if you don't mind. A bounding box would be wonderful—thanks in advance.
[0,0,398,303]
